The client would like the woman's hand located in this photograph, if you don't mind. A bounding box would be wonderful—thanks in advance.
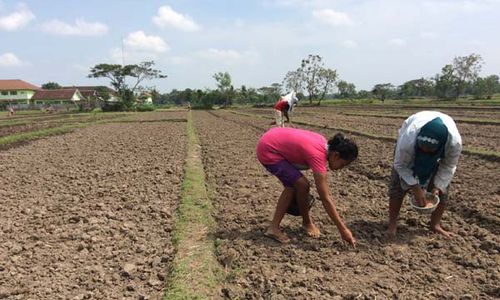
[411,185,426,207]
[431,187,442,196]
[339,227,356,247]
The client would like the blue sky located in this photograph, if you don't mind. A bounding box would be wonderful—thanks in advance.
[0,0,499,93]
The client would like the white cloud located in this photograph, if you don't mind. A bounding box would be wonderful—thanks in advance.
[41,18,108,36]
[198,48,259,64]
[0,52,25,66]
[200,48,241,60]
[389,38,406,46]
[124,31,169,53]
[153,5,200,32]
[342,40,358,49]
[110,31,168,64]
[0,4,35,31]
[420,31,439,39]
[312,9,353,27]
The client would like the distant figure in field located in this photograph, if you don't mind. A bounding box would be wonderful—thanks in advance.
[273,91,299,127]
[8,106,15,116]
[257,127,358,246]
[187,101,191,110]
[388,111,462,238]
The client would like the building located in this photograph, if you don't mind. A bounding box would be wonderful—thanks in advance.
[0,79,40,106]
[31,89,83,107]
[62,86,119,102]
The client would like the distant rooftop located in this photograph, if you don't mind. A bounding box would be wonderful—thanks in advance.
[0,79,40,91]
[32,89,81,100]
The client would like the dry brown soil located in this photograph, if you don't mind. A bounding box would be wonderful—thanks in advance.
[246,107,500,152]
[194,110,499,299]
[0,112,187,299]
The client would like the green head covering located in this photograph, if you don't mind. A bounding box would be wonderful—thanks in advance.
[413,117,449,185]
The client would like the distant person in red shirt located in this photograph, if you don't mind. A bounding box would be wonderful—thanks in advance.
[274,91,298,127]
[257,127,358,246]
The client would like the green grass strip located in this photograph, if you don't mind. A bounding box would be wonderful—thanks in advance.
[343,112,500,125]
[0,114,132,147]
[164,111,222,300]
[229,110,500,161]
[0,124,86,146]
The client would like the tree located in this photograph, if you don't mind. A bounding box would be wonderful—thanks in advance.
[399,78,435,98]
[336,80,357,99]
[452,53,483,99]
[317,68,338,105]
[41,82,62,89]
[213,72,232,106]
[283,70,303,94]
[300,54,323,104]
[485,75,500,98]
[472,75,499,99]
[88,60,166,109]
[297,54,338,105]
[356,90,372,99]
[435,64,457,99]
[372,83,394,101]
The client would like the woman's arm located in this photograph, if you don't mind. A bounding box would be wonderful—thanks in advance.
[313,172,356,246]
[433,140,462,192]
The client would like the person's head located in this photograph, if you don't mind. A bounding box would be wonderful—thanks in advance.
[327,133,358,170]
[416,117,448,153]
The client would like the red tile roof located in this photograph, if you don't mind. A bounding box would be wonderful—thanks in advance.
[31,89,82,100]
[0,79,40,91]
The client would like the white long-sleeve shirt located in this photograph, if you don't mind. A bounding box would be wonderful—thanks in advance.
[282,91,298,113]
[393,111,462,191]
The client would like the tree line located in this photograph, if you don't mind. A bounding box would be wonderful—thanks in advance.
[40,53,499,111]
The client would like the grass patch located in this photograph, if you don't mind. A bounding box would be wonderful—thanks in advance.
[164,111,222,299]
[230,110,500,161]
[0,113,132,148]
[0,124,85,146]
[110,118,187,124]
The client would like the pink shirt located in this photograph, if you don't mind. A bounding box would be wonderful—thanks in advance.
[256,127,328,174]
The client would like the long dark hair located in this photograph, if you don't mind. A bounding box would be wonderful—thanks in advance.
[328,133,358,161]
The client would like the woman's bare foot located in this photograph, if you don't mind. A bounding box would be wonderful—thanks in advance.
[431,224,454,239]
[264,227,290,243]
[386,222,397,239]
[303,222,321,238]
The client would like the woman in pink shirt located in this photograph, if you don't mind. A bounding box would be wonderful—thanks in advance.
[256,127,358,245]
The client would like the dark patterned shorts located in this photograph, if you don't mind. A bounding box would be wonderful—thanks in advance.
[388,168,449,203]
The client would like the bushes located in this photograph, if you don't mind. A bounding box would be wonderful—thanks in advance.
[136,104,156,112]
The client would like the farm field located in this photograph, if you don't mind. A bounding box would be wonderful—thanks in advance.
[0,112,130,140]
[245,106,500,152]
[0,106,498,299]
[195,109,499,299]
[0,111,187,299]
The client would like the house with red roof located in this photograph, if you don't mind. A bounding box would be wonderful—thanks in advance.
[31,89,84,106]
[0,79,39,105]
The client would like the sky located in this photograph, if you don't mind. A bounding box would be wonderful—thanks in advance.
[0,0,499,93]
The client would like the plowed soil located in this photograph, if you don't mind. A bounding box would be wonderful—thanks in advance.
[246,107,500,152]
[0,112,187,299]
[194,110,499,299]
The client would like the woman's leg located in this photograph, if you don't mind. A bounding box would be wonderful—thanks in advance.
[294,177,320,237]
[267,187,294,243]
[429,201,454,238]
[387,168,406,237]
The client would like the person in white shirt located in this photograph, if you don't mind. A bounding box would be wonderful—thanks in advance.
[273,91,299,127]
[387,111,462,238]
